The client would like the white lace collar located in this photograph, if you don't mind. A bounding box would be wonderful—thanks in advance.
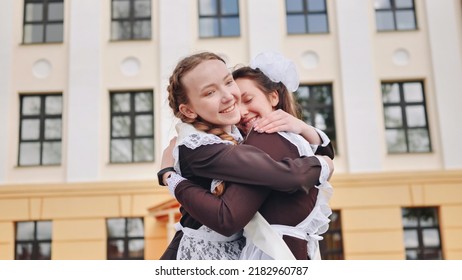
[173,123,243,174]
[176,122,242,149]
[276,131,314,157]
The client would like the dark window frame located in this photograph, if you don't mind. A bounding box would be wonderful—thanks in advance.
[375,0,418,31]
[294,84,337,152]
[18,93,63,166]
[111,0,152,40]
[15,221,52,260]
[402,207,443,260]
[107,217,145,260]
[285,0,329,34]
[23,0,64,44]
[110,90,155,163]
[319,210,344,260]
[198,0,241,38]
[381,81,432,154]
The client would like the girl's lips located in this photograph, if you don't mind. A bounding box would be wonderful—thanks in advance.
[240,116,259,131]
[220,103,236,113]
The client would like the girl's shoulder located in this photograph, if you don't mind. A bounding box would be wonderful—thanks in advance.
[245,130,313,157]
[277,131,314,157]
[244,130,300,160]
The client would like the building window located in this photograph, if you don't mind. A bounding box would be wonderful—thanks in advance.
[402,207,443,260]
[294,84,337,150]
[285,0,329,34]
[198,0,240,38]
[23,0,64,43]
[19,94,63,166]
[374,0,417,31]
[15,221,52,260]
[111,0,151,40]
[107,218,145,260]
[110,91,154,163]
[381,81,431,153]
[319,211,344,259]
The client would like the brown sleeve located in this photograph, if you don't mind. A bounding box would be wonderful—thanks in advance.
[179,133,322,193]
[175,180,270,236]
[245,129,334,159]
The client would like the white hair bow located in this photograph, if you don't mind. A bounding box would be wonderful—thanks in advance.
[250,51,300,92]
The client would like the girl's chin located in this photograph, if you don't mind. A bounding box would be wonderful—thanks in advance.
[230,115,242,125]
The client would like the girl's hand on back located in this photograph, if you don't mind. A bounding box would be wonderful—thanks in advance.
[161,137,177,169]
[253,109,306,134]
[254,109,323,146]
[321,155,334,180]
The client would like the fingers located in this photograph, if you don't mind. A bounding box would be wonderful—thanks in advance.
[161,137,177,168]
[161,148,175,168]
[164,137,177,152]
[254,116,273,129]
[256,120,289,133]
[254,110,288,132]
[168,136,177,147]
[322,156,334,180]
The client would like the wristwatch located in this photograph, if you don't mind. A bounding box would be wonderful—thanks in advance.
[157,167,175,186]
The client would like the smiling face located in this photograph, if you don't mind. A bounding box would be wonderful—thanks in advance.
[179,59,241,133]
[236,78,279,133]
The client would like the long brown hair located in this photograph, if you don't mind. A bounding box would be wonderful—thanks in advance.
[232,66,301,118]
[167,52,237,196]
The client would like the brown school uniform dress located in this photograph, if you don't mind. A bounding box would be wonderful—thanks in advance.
[160,130,334,260]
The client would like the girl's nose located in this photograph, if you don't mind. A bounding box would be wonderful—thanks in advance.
[222,88,234,103]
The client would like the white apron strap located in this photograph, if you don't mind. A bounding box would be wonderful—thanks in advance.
[243,212,295,260]
[272,224,323,260]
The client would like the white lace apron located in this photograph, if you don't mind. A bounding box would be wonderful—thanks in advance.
[240,131,333,260]
[176,223,246,260]
[173,123,246,260]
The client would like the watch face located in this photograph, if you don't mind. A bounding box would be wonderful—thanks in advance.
[157,167,175,186]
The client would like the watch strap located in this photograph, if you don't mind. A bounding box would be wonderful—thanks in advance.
[157,167,175,186]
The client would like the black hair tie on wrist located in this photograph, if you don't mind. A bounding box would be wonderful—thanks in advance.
[157,167,175,186]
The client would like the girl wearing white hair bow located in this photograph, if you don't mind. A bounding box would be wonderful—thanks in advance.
[158,51,334,260]
[234,52,334,259]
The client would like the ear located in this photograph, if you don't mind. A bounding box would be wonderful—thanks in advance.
[269,91,279,107]
[179,104,197,119]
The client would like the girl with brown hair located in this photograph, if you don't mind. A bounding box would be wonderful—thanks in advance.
[158,52,333,260]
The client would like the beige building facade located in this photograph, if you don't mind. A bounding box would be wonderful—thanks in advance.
[0,0,461,260]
